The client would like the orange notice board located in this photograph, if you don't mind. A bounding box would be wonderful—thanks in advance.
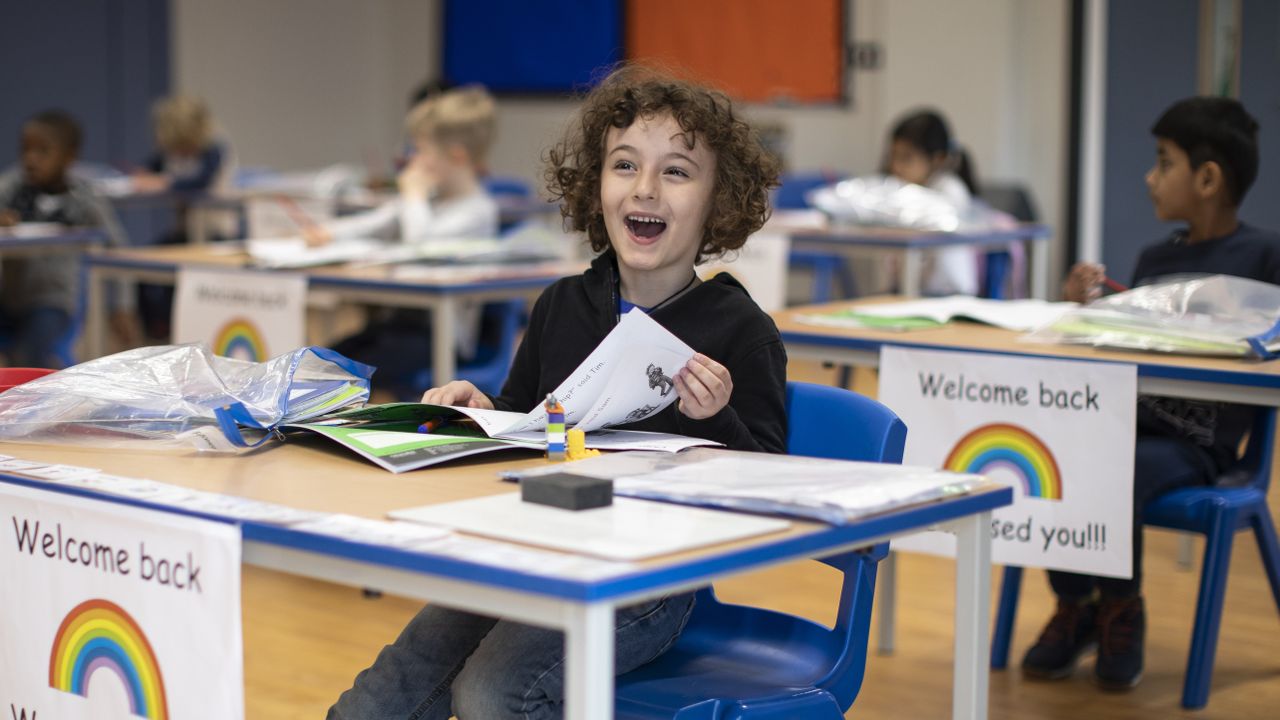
[626,0,845,103]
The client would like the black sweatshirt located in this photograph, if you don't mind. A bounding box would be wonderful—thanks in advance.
[490,251,788,453]
[1131,222,1280,471]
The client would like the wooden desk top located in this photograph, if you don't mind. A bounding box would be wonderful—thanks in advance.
[0,438,1008,576]
[773,297,1280,385]
[85,244,584,290]
[784,223,1051,247]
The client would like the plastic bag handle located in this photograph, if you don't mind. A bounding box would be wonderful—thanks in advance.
[214,402,275,448]
[1245,316,1280,359]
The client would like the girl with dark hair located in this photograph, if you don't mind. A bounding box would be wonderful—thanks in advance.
[886,109,981,296]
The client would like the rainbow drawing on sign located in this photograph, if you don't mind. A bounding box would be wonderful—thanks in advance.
[944,423,1062,500]
[48,598,168,719]
[213,317,266,361]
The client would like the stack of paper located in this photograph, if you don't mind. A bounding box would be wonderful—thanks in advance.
[504,449,992,525]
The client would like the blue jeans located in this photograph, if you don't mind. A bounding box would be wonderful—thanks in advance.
[328,592,695,720]
[1048,434,1217,598]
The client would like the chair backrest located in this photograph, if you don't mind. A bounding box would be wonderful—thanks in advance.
[687,382,906,709]
[773,171,845,210]
[482,175,534,199]
[978,182,1039,223]
[785,381,907,464]
[1228,406,1278,492]
[0,368,56,393]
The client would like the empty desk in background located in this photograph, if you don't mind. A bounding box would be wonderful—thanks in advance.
[0,442,1011,720]
[787,224,1052,300]
[0,226,108,258]
[82,244,581,383]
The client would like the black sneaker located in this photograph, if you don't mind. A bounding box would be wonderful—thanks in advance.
[1021,597,1099,680]
[1095,595,1145,690]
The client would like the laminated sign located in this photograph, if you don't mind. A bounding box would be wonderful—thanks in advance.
[0,483,243,718]
[878,346,1136,578]
[174,267,306,361]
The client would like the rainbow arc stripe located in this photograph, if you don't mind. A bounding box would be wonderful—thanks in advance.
[48,598,168,719]
[213,317,267,361]
[944,423,1063,500]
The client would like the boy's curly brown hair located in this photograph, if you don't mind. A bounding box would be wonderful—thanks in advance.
[545,66,781,262]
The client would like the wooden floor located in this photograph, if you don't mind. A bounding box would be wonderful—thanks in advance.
[243,362,1280,719]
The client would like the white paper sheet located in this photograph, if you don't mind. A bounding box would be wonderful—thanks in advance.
[452,309,696,435]
[391,492,790,561]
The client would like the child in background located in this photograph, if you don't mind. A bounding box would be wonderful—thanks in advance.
[131,96,229,194]
[1026,97,1279,690]
[0,110,127,367]
[132,96,231,341]
[308,85,498,245]
[885,109,981,296]
[325,86,500,386]
[329,67,788,720]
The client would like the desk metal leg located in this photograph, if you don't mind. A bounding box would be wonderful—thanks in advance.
[433,296,457,386]
[86,267,107,360]
[901,249,922,297]
[953,511,992,720]
[1029,238,1049,300]
[876,550,897,654]
[565,602,614,720]
[1177,534,1195,570]
[189,206,209,246]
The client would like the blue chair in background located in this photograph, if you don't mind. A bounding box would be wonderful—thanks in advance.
[398,299,525,400]
[774,171,855,304]
[977,183,1038,300]
[483,176,537,234]
[482,175,534,199]
[990,407,1280,709]
[614,381,906,719]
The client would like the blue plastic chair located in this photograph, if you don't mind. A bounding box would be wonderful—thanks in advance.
[774,172,856,304]
[398,299,525,400]
[990,407,1280,709]
[614,381,906,719]
[482,175,534,199]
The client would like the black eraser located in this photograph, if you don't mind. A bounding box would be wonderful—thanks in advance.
[521,473,614,511]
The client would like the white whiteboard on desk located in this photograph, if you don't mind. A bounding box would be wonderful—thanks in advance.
[390,493,791,561]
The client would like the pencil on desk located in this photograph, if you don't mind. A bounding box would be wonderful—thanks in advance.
[1103,276,1129,293]
[274,194,324,236]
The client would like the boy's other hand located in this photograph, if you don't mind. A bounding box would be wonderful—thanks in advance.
[676,353,733,420]
[130,173,170,194]
[421,381,494,410]
[1064,262,1106,303]
[398,155,437,202]
[302,226,334,247]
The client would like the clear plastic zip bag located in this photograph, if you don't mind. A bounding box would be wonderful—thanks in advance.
[1023,274,1280,358]
[0,344,372,450]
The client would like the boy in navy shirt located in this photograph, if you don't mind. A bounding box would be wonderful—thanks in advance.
[1026,97,1279,689]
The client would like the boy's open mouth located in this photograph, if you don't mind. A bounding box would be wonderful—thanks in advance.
[625,214,667,239]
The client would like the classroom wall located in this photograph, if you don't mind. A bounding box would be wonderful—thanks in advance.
[1239,0,1280,233]
[1099,0,1200,285]
[171,0,434,172]
[171,0,1070,277]
[0,0,169,170]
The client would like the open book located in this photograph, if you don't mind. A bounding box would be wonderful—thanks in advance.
[797,296,1077,332]
[285,309,722,471]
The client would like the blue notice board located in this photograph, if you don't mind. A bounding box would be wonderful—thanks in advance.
[443,0,623,94]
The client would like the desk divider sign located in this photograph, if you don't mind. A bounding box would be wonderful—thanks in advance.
[878,346,1136,578]
[174,267,306,362]
[0,483,243,718]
